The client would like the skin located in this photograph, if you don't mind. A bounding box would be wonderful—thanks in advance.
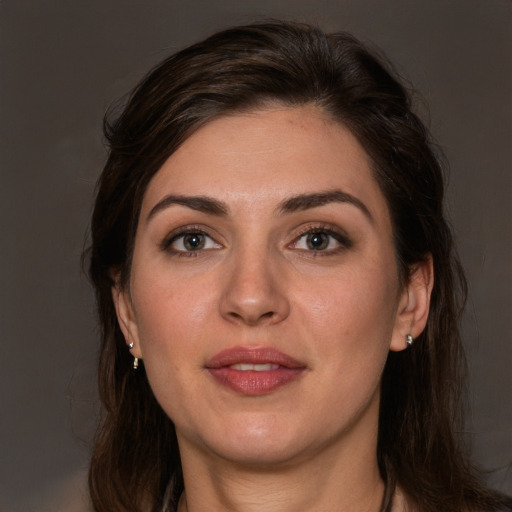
[113,106,433,512]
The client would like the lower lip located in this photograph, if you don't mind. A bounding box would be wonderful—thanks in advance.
[208,367,304,395]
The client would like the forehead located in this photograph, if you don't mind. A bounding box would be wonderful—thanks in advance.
[141,106,390,226]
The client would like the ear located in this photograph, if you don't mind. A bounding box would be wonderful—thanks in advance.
[111,272,143,359]
[390,255,434,352]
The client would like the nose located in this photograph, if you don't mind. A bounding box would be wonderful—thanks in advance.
[218,246,290,326]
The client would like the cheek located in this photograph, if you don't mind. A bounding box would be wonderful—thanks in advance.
[134,258,215,333]
[298,265,398,412]
[131,271,217,397]
[297,259,399,349]
[298,264,398,394]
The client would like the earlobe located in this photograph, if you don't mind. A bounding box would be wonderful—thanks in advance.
[111,274,143,359]
[390,255,434,352]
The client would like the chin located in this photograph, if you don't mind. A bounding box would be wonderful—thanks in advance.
[209,424,345,470]
[181,412,314,467]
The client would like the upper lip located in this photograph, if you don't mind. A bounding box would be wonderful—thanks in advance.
[205,346,306,369]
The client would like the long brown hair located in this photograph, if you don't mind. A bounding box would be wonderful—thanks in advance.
[86,21,512,512]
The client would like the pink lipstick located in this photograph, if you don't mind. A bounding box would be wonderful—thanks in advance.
[205,347,306,395]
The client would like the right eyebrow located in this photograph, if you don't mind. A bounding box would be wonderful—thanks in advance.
[146,194,229,223]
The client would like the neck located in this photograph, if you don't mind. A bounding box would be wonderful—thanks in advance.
[178,463,385,512]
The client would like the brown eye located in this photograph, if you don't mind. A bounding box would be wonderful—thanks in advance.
[306,232,330,250]
[182,233,205,250]
[290,227,351,254]
[168,231,222,253]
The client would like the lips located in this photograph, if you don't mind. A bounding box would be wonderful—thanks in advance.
[205,347,306,395]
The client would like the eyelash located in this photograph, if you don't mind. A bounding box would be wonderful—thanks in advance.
[160,224,352,258]
[289,224,352,256]
[161,225,220,258]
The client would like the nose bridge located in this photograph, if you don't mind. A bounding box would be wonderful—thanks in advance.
[219,238,289,326]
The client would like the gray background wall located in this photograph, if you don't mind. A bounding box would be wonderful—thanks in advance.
[1,1,510,510]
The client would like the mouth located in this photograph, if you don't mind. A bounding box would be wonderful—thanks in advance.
[205,347,306,396]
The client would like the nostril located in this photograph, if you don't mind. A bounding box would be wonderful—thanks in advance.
[227,309,276,325]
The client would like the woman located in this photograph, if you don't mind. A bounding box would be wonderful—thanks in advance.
[86,21,512,512]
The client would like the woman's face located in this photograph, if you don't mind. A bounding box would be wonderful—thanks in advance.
[115,106,430,468]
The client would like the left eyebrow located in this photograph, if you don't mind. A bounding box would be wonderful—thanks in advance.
[276,189,373,222]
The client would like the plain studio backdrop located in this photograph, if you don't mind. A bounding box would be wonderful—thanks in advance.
[0,1,510,511]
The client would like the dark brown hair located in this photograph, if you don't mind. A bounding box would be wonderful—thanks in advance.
[86,21,512,512]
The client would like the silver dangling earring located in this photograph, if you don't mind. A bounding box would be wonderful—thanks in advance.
[406,334,414,347]
[127,342,138,369]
